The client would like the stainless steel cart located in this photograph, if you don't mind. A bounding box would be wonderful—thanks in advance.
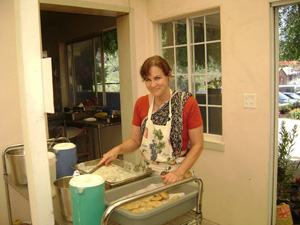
[2,137,70,225]
[102,176,203,225]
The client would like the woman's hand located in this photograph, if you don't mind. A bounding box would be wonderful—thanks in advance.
[97,125,142,167]
[161,171,184,185]
[97,147,119,167]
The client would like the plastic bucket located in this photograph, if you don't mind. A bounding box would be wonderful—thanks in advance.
[54,176,73,222]
[53,143,77,178]
[70,174,105,225]
[6,148,27,185]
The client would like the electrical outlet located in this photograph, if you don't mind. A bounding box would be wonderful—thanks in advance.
[243,93,256,109]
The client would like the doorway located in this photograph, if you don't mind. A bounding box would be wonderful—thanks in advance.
[272,1,300,224]
[7,3,130,223]
[40,10,119,112]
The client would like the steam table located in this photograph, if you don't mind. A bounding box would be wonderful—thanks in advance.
[3,138,203,225]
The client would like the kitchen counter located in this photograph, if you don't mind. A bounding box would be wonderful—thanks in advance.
[66,117,121,128]
[65,117,122,159]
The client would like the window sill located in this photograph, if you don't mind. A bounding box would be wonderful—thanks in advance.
[203,134,225,152]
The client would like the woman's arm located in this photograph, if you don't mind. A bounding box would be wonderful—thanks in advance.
[97,125,142,166]
[161,125,204,184]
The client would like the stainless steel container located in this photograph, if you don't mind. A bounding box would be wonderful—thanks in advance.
[6,148,27,185]
[72,158,153,190]
[54,176,73,222]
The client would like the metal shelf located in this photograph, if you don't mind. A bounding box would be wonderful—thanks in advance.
[4,175,29,200]
[164,211,202,225]
[2,137,70,225]
[106,211,202,225]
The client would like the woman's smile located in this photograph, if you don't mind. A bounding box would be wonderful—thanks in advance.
[145,66,171,100]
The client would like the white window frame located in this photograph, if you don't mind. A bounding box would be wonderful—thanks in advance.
[159,12,225,152]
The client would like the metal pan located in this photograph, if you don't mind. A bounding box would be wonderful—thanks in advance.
[72,158,153,190]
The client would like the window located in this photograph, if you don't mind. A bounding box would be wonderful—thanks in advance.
[160,13,222,135]
[67,30,120,110]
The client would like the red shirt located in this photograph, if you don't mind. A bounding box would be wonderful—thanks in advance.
[132,95,203,151]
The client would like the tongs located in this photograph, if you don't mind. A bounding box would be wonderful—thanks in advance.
[88,164,104,174]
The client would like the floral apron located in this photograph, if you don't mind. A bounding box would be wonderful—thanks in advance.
[140,90,191,176]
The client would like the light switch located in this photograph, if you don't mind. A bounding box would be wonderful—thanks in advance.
[243,93,256,109]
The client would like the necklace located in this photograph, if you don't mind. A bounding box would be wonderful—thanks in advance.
[154,89,172,108]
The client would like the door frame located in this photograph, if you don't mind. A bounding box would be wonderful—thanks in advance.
[15,1,130,224]
[270,1,300,224]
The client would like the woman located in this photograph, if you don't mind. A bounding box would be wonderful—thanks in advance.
[98,55,204,184]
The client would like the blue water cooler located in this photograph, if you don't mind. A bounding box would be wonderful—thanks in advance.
[53,143,77,178]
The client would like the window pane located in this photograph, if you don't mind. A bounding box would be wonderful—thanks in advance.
[169,77,175,90]
[103,30,119,93]
[207,42,221,73]
[67,44,74,105]
[207,75,222,89]
[105,84,120,92]
[206,14,221,41]
[192,17,204,43]
[176,46,188,74]
[208,88,222,105]
[208,107,222,135]
[162,48,175,71]
[175,19,187,45]
[193,75,206,104]
[162,22,174,47]
[94,37,102,89]
[193,44,205,73]
[208,75,222,105]
[73,39,95,105]
[97,83,103,92]
[200,106,207,133]
[176,75,188,92]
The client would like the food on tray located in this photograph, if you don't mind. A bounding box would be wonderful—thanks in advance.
[168,195,180,202]
[150,195,162,201]
[121,191,179,213]
[157,191,169,199]
[92,165,138,182]
[149,200,163,208]
[78,163,143,182]
[122,201,141,210]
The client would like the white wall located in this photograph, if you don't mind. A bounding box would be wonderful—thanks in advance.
[146,0,274,224]
[0,0,279,224]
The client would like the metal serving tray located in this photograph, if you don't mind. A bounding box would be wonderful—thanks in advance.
[104,176,199,225]
[72,158,153,190]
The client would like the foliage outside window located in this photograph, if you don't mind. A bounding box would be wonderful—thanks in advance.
[277,121,298,203]
[279,4,300,61]
[67,30,120,109]
[161,13,222,135]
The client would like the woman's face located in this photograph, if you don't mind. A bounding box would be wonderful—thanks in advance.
[144,66,171,99]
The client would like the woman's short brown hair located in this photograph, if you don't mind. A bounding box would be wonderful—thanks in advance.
[140,55,172,80]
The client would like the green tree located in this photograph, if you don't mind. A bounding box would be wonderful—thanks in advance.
[279,4,300,61]
[277,121,298,202]
[103,30,120,92]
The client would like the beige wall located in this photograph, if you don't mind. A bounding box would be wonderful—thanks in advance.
[0,0,280,224]
[0,1,24,224]
[146,0,274,224]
